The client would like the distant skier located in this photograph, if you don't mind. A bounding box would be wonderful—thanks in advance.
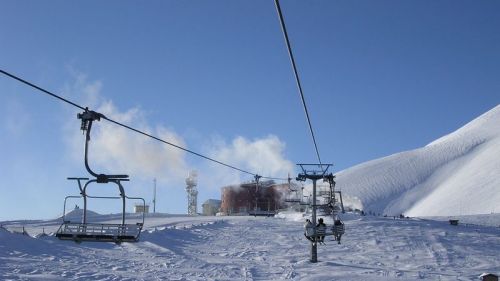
[316,218,326,243]
[304,219,314,242]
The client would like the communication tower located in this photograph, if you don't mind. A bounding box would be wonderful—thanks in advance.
[185,171,198,215]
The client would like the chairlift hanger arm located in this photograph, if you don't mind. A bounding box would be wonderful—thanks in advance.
[78,109,129,181]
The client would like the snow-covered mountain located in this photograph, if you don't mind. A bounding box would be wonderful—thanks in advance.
[337,104,500,217]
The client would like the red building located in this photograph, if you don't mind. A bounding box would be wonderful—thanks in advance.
[220,181,288,216]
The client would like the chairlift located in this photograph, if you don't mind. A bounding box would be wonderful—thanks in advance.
[56,109,146,243]
[284,189,302,203]
[303,174,345,244]
[285,196,300,203]
[325,175,345,243]
[332,217,345,244]
[285,179,304,203]
[304,218,344,244]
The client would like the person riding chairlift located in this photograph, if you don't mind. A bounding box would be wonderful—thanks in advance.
[303,219,314,242]
[333,216,344,244]
[316,218,326,243]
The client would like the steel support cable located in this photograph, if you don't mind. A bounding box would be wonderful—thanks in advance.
[274,0,322,165]
[0,69,288,181]
[103,116,286,180]
[0,69,86,111]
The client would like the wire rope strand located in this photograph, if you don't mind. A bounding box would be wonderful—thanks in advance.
[101,116,257,176]
[0,70,86,111]
[274,0,322,165]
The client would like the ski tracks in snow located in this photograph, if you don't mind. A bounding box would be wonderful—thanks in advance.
[1,215,500,280]
[321,217,500,280]
[170,218,303,280]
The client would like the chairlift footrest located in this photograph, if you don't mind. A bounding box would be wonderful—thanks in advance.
[56,222,142,243]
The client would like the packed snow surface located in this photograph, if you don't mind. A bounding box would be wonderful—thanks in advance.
[336,104,500,217]
[1,212,499,280]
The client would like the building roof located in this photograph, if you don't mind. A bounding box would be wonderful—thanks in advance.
[203,199,221,206]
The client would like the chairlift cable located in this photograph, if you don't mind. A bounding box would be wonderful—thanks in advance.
[0,70,86,111]
[0,69,288,181]
[102,116,279,178]
[274,0,322,165]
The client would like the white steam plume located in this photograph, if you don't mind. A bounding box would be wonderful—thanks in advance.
[206,135,295,183]
[62,72,295,192]
[64,74,187,185]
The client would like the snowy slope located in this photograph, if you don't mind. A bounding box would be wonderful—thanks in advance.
[337,104,500,217]
[1,213,499,280]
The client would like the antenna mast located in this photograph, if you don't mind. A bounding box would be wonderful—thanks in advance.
[186,171,198,215]
[153,178,157,213]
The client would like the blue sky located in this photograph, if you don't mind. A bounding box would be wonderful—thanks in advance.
[1,0,499,220]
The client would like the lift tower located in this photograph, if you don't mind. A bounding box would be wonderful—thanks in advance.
[185,171,198,215]
[296,163,333,263]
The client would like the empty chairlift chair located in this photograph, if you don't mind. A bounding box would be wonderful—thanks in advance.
[56,109,146,243]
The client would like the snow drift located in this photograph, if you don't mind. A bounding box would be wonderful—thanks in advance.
[337,104,500,217]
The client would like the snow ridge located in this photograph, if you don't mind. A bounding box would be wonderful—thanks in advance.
[338,105,500,216]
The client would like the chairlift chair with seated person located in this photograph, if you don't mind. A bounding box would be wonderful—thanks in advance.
[303,217,328,244]
[302,174,345,245]
[332,217,345,244]
[56,109,146,243]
